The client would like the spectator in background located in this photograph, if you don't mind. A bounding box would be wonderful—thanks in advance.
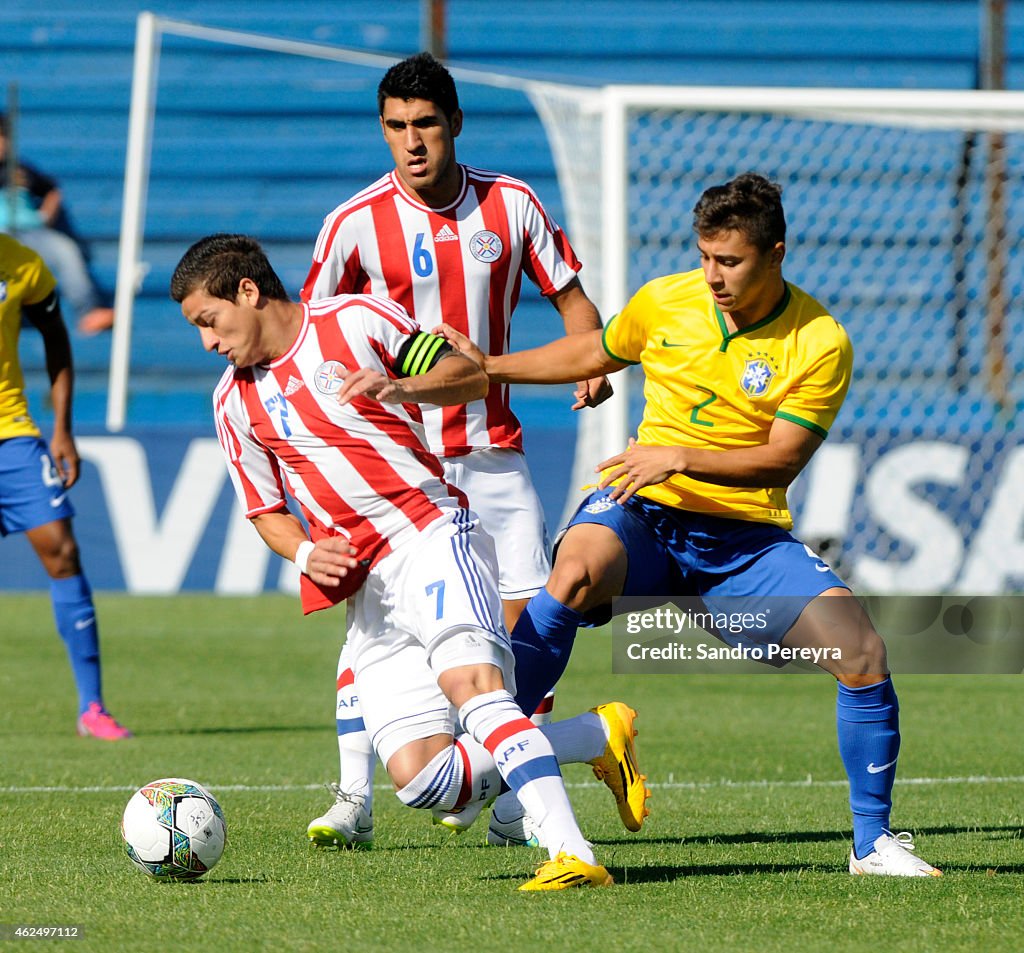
[0,113,114,335]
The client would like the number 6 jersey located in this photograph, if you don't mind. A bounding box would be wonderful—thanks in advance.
[302,164,582,457]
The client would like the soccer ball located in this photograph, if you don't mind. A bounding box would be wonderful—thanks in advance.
[121,778,227,880]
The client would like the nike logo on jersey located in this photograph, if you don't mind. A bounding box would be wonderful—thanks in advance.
[433,224,459,242]
[74,617,95,631]
[866,759,897,774]
[50,493,68,508]
[815,563,831,572]
[284,375,305,397]
[661,339,687,347]
[46,296,59,312]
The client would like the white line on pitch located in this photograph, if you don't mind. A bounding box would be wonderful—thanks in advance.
[3,774,1023,795]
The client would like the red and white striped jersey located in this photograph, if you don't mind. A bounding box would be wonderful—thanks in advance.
[212,295,467,611]
[302,164,582,457]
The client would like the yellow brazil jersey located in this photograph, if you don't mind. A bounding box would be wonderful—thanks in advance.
[602,268,853,529]
[0,234,57,439]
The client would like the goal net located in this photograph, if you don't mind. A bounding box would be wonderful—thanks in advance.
[527,84,1024,594]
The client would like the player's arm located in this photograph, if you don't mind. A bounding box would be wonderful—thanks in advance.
[36,182,63,227]
[598,418,824,504]
[436,323,627,385]
[22,289,80,488]
[548,278,614,410]
[336,331,488,407]
[250,507,360,588]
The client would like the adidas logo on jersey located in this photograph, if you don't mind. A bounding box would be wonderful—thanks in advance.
[284,375,306,397]
[433,224,459,243]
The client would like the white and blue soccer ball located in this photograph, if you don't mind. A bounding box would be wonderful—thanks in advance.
[121,778,227,880]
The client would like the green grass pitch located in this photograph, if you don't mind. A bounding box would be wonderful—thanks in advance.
[1,593,1021,952]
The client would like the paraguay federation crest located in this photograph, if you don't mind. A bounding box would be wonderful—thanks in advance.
[469,229,503,263]
[314,360,346,395]
[740,356,775,397]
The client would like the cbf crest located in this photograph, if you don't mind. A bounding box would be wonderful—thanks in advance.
[739,354,777,397]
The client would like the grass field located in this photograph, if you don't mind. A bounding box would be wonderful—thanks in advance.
[1,593,1022,952]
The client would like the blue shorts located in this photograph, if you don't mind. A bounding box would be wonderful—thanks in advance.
[0,436,75,536]
[562,488,848,656]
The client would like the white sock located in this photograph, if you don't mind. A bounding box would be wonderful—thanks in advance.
[395,746,464,810]
[541,711,606,764]
[489,712,606,824]
[530,691,556,726]
[449,735,501,809]
[458,690,594,863]
[336,662,375,813]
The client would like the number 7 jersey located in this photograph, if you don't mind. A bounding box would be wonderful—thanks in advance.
[302,164,582,457]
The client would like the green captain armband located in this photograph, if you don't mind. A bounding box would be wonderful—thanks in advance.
[396,331,453,377]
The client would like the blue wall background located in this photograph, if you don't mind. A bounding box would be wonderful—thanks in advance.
[2,1,1023,591]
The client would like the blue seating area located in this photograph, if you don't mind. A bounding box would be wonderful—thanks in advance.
[3,0,1022,435]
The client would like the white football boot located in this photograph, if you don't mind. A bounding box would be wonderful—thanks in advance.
[431,795,493,835]
[307,781,373,849]
[849,831,942,877]
[486,800,546,848]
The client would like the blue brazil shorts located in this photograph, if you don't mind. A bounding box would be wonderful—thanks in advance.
[560,488,848,656]
[0,436,76,536]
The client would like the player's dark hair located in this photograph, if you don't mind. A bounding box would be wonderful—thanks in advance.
[692,172,786,250]
[377,52,459,120]
[170,233,289,303]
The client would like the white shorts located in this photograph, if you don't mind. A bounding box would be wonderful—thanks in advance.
[345,508,515,767]
[442,447,551,600]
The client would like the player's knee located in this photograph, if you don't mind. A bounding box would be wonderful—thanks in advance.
[437,662,506,710]
[384,736,449,790]
[547,526,627,611]
[841,627,888,677]
[393,744,459,808]
[34,530,81,578]
[546,551,616,612]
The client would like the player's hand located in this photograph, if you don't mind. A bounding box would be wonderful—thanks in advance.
[432,323,487,370]
[596,438,683,504]
[336,367,405,405]
[306,537,361,587]
[572,375,614,410]
[49,431,80,489]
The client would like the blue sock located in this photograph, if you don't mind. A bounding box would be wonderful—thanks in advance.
[50,574,102,714]
[836,677,900,859]
[511,589,583,715]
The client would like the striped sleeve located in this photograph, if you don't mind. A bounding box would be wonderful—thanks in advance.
[514,182,581,296]
[213,374,286,518]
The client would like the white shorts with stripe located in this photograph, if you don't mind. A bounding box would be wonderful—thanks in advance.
[441,447,550,600]
[346,508,515,767]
